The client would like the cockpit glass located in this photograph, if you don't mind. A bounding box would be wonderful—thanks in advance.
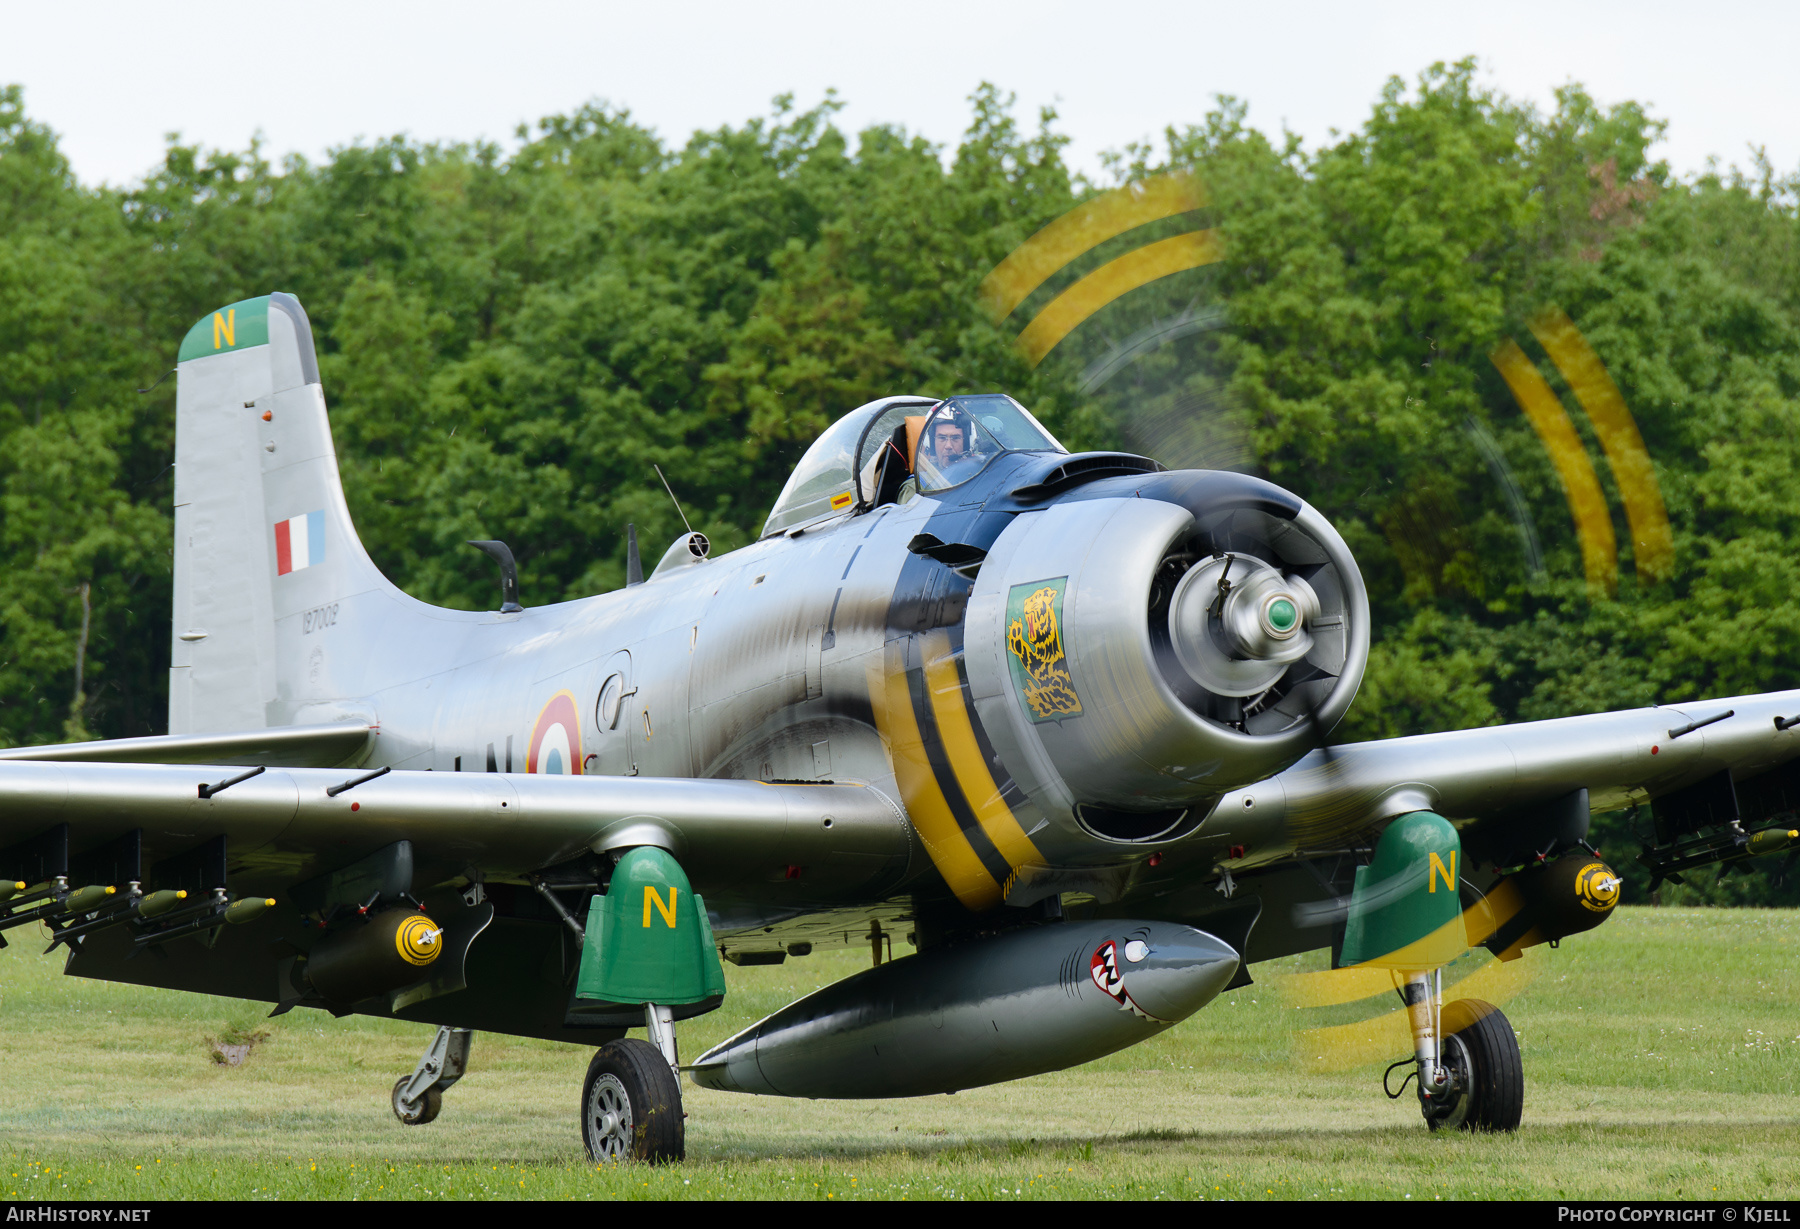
[853,402,928,506]
[913,394,1064,493]
[760,408,871,537]
[763,394,1066,535]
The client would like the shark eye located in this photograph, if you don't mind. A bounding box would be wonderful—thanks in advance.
[1124,940,1149,963]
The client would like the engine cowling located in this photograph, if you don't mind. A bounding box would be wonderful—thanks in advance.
[964,474,1369,841]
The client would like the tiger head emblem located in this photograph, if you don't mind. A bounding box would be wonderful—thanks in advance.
[1006,581,1083,724]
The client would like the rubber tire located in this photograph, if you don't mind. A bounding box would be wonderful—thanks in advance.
[392,1078,442,1126]
[581,1038,684,1163]
[1437,998,1524,1132]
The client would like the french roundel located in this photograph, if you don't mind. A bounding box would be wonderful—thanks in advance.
[528,690,583,776]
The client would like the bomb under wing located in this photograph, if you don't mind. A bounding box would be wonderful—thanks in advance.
[690,920,1238,1098]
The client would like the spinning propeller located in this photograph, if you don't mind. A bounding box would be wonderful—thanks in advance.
[1271,911,1545,1073]
[977,173,1658,1097]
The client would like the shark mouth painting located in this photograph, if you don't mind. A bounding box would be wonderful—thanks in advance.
[1089,939,1170,1023]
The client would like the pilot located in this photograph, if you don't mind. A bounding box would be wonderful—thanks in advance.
[900,406,982,503]
[927,417,968,468]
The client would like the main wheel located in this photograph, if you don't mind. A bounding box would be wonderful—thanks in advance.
[581,1038,684,1163]
[1420,998,1523,1132]
[392,1077,442,1125]
[1419,1033,1476,1132]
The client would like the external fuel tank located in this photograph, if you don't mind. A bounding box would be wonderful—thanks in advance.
[689,919,1238,1098]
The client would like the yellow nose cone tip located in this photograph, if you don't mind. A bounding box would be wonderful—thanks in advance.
[105,886,116,895]
[265,898,276,907]
[175,890,187,899]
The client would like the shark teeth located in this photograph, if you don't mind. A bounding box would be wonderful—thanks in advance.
[1089,939,1173,1024]
[1090,941,1126,1001]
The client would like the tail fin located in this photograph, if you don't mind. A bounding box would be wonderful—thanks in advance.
[169,294,399,734]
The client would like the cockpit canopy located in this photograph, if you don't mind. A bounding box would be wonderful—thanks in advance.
[761,394,1066,537]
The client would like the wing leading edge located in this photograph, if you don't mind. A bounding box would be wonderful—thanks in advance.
[0,764,910,903]
[1233,690,1800,847]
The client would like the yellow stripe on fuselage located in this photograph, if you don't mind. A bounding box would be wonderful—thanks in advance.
[919,631,1042,870]
[865,647,1001,911]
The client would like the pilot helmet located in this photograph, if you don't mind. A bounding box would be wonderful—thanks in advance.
[924,405,978,456]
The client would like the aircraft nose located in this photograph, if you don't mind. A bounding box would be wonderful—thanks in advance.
[1110,924,1240,1021]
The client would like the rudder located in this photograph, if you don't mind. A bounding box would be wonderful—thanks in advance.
[169,294,397,734]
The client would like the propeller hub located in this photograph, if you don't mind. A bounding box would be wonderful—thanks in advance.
[1167,556,1321,697]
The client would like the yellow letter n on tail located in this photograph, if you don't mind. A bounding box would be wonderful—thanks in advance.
[1428,850,1457,894]
[212,309,236,350]
[643,885,678,928]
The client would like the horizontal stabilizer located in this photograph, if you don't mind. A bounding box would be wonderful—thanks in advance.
[0,723,373,769]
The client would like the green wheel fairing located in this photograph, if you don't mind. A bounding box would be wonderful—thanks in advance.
[1338,810,1466,969]
[576,847,727,1006]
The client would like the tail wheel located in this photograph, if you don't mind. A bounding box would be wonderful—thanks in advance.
[392,1078,442,1126]
[581,1038,684,1163]
[1422,998,1524,1133]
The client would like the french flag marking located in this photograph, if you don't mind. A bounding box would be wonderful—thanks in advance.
[274,511,325,576]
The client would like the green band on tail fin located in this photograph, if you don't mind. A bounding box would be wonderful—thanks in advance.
[177,296,271,362]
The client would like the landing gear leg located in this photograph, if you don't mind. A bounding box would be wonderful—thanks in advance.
[581,1006,683,1164]
[392,1025,473,1126]
[1402,971,1450,1104]
[645,1002,679,1069]
[1403,975,1524,1133]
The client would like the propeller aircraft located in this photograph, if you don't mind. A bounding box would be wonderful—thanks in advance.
[3,292,1798,1161]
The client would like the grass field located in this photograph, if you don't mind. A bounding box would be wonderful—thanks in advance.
[1,906,1796,1200]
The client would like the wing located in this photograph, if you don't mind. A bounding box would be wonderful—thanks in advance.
[0,723,374,768]
[1094,690,1800,966]
[0,763,909,898]
[0,763,913,1040]
[1250,689,1800,842]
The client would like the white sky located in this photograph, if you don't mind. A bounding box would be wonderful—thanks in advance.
[4,0,1796,189]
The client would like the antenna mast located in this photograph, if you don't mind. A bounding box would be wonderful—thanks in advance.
[652,464,693,534]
